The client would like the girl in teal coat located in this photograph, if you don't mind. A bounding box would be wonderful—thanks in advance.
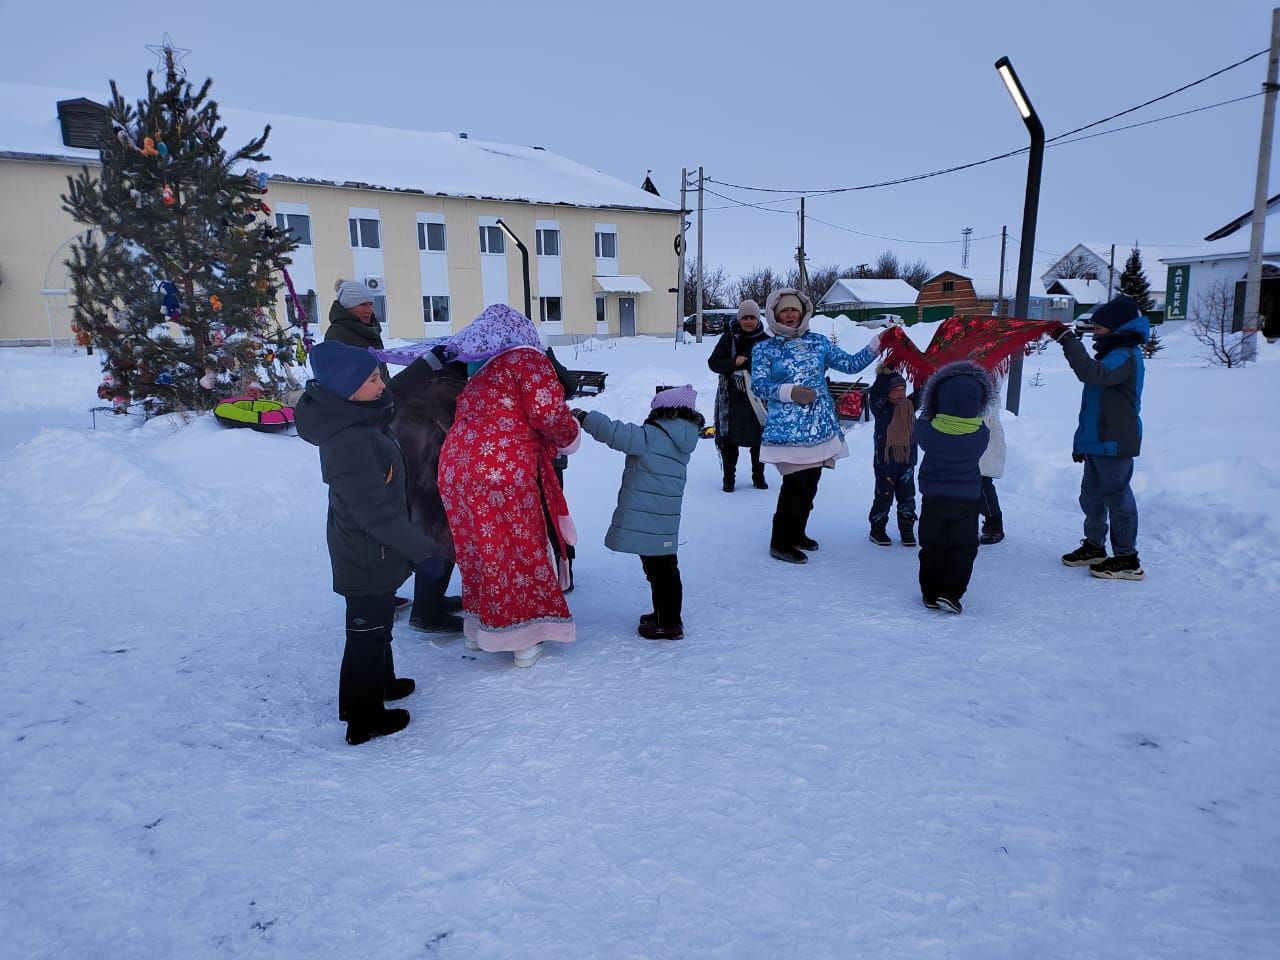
[573,386,703,641]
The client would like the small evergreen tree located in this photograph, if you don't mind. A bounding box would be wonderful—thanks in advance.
[63,48,300,413]
[1142,326,1164,358]
[1119,246,1155,315]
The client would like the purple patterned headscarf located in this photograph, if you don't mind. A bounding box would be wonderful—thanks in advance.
[446,304,542,362]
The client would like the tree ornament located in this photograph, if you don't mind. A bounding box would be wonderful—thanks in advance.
[157,140,170,160]
[156,372,175,386]
[130,189,145,208]
[199,368,217,390]
[161,184,176,206]
[157,280,182,319]
[256,171,268,191]
[255,279,269,292]
[141,137,159,157]
[209,294,223,312]
[264,350,275,363]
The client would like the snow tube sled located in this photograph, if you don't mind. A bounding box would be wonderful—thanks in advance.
[213,396,295,432]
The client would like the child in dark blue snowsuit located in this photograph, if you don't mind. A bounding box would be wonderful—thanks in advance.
[867,363,918,547]
[914,360,997,614]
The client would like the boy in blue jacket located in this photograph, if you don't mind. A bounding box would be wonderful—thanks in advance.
[914,361,997,614]
[1052,296,1148,581]
[572,386,702,641]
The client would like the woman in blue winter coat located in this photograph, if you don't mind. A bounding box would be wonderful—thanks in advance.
[750,288,882,563]
[572,385,702,640]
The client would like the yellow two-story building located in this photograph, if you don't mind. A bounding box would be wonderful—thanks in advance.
[0,82,681,346]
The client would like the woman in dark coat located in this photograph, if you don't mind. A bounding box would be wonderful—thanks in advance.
[707,299,770,491]
[389,349,468,633]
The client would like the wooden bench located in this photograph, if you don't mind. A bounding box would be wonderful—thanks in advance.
[826,379,871,423]
[563,369,608,398]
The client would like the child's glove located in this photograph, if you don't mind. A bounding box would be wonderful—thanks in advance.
[1072,452,1085,463]
[790,385,817,404]
[570,408,588,423]
[1050,323,1074,343]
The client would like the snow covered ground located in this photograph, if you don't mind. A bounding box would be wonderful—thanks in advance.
[1,323,1277,959]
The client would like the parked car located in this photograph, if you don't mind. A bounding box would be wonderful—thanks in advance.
[857,313,906,329]
[682,309,737,336]
[1073,309,1097,334]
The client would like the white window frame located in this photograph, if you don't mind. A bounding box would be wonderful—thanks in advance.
[274,211,312,246]
[536,227,560,257]
[479,224,506,255]
[594,229,618,259]
[348,216,381,249]
[539,296,563,325]
[423,295,451,326]
[418,220,447,252]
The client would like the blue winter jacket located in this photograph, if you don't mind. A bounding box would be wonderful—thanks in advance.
[581,410,701,556]
[1063,315,1148,458]
[750,333,877,448]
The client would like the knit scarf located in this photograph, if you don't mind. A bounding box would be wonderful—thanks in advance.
[932,414,982,435]
[886,394,915,463]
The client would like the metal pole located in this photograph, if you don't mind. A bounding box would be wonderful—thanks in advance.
[678,168,688,344]
[797,197,808,296]
[995,56,1045,417]
[1107,243,1116,300]
[496,218,531,319]
[696,166,705,343]
[997,226,1008,318]
[1242,7,1280,360]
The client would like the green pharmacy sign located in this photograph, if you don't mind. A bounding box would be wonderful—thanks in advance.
[1166,265,1191,320]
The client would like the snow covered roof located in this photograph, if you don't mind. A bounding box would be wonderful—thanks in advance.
[1044,277,1109,304]
[0,81,677,214]
[818,278,919,307]
[594,275,652,293]
[1160,207,1280,264]
[1203,193,1280,241]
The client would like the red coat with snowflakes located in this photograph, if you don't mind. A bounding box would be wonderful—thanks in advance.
[439,346,581,651]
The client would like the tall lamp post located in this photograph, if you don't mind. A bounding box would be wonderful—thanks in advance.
[994,56,1044,417]
[496,218,532,319]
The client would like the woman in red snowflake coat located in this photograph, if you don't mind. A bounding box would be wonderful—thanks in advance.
[438,305,581,667]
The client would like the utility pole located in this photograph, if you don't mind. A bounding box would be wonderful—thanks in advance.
[677,167,688,343]
[1107,243,1116,300]
[696,166,705,343]
[1243,6,1280,360]
[961,226,973,269]
[997,225,1008,318]
[796,197,809,296]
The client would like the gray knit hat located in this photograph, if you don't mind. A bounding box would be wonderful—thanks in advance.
[335,279,377,309]
[737,299,761,320]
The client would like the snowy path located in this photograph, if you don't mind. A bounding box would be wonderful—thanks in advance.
[1,332,1277,958]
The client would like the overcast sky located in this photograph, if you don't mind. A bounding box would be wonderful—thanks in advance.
[3,0,1275,285]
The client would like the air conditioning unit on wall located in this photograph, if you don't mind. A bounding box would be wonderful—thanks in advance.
[363,275,385,293]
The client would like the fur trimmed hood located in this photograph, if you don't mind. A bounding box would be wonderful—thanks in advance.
[917,360,998,420]
[764,287,815,339]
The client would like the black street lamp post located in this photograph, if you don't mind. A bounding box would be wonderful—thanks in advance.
[496,218,532,319]
[994,56,1044,417]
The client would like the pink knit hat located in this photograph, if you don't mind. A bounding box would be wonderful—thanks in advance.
[651,384,698,410]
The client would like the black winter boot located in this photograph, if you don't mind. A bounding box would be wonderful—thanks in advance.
[899,521,917,547]
[346,708,411,745]
[979,514,1004,545]
[869,523,892,547]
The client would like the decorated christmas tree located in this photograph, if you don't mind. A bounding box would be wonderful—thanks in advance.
[1118,246,1155,315]
[63,43,301,413]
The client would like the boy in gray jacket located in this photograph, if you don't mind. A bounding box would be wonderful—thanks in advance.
[295,341,433,745]
[573,386,702,640]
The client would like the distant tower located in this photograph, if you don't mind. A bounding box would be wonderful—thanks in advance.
[961,226,974,269]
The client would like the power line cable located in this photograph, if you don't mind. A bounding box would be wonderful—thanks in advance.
[705,49,1268,196]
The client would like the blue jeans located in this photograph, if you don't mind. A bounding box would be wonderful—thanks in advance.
[1080,455,1138,556]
